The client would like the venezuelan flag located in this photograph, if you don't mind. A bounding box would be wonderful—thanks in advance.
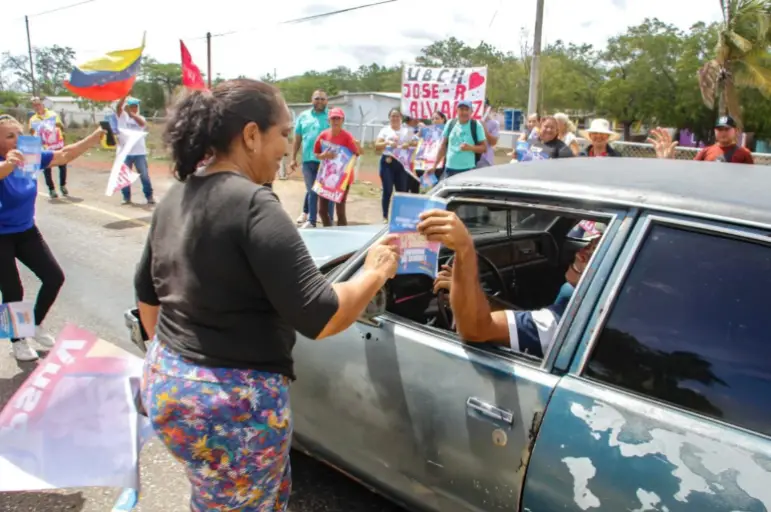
[64,34,145,102]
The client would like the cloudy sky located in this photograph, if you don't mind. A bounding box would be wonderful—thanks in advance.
[4,0,722,81]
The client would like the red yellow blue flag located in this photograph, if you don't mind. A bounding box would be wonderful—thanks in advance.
[64,34,146,102]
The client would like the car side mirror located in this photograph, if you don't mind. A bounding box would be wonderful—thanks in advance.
[359,287,386,327]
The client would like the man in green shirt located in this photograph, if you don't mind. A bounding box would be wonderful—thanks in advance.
[429,100,486,179]
[290,90,331,228]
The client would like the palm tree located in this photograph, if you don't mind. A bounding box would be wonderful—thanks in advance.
[698,0,771,129]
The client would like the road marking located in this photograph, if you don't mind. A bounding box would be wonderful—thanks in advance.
[37,193,150,227]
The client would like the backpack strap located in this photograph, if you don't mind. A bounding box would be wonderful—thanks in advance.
[446,119,457,139]
[470,119,479,145]
[723,145,738,162]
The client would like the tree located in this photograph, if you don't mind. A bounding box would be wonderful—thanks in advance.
[140,58,182,100]
[699,0,771,128]
[597,19,685,139]
[1,45,75,95]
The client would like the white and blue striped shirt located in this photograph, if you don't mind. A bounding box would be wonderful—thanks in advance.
[504,283,574,358]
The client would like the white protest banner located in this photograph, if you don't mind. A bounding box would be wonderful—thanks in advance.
[0,324,151,502]
[401,65,488,120]
[105,130,146,196]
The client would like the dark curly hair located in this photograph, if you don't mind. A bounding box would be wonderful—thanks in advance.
[163,79,284,182]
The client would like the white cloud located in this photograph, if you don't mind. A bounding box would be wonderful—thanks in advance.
[4,0,722,82]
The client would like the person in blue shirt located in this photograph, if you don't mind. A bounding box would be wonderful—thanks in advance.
[0,114,104,361]
[424,213,604,358]
[289,89,332,228]
[428,99,487,179]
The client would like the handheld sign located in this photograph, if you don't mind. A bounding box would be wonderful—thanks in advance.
[14,136,43,178]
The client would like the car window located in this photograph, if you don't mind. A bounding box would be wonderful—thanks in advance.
[585,224,771,436]
[453,204,557,234]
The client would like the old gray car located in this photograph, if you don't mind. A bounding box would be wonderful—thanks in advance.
[126,158,771,511]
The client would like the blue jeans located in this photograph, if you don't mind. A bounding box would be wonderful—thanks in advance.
[121,155,154,201]
[303,193,331,221]
[379,157,409,219]
[301,162,334,226]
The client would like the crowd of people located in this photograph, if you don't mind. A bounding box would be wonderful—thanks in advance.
[0,77,760,511]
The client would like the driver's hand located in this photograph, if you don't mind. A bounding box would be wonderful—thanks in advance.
[433,264,453,293]
[417,210,473,253]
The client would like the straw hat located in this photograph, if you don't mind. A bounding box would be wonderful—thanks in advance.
[580,118,620,141]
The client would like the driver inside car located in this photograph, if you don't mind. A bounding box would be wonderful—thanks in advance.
[419,210,604,358]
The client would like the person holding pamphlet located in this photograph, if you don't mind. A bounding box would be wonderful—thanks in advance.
[313,108,360,227]
[428,100,486,179]
[375,108,412,222]
[135,79,399,511]
[28,97,68,198]
[418,209,604,358]
[0,114,104,361]
[116,95,155,205]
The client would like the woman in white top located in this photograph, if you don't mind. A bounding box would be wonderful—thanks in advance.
[554,112,579,155]
[374,108,411,222]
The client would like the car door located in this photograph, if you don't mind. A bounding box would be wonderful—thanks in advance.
[522,213,771,511]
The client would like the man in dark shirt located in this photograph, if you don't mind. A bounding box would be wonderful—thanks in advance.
[649,116,754,164]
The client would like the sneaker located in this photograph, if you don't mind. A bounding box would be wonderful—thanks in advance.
[299,221,315,229]
[33,327,55,349]
[60,186,69,197]
[146,197,156,206]
[121,198,132,206]
[296,213,308,225]
[49,188,58,199]
[12,340,39,362]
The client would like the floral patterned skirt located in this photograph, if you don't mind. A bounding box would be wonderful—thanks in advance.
[141,339,292,511]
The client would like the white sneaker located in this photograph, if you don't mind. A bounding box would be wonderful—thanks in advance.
[33,327,56,349]
[296,213,308,224]
[12,340,39,362]
[299,221,315,229]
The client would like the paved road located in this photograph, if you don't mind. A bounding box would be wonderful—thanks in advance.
[0,167,402,511]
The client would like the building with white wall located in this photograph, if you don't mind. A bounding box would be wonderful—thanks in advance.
[41,96,113,127]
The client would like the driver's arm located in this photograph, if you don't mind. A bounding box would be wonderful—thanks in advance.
[450,247,558,358]
[451,243,510,345]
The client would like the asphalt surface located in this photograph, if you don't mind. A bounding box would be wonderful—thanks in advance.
[0,165,403,512]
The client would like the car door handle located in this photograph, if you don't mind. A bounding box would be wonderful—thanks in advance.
[466,397,514,426]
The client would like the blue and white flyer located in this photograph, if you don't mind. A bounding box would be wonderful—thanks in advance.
[388,193,448,277]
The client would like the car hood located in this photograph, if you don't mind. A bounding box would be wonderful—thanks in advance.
[298,224,384,267]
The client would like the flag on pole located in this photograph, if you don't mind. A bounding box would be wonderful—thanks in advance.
[180,40,206,90]
[64,34,146,102]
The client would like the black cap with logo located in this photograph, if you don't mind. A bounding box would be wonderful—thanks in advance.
[715,115,737,128]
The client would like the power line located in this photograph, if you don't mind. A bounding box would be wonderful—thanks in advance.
[205,0,398,39]
[29,0,99,18]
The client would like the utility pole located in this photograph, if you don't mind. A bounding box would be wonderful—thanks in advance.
[25,15,37,96]
[206,32,212,88]
[526,0,544,115]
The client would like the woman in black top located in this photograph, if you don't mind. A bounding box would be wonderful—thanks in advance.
[135,79,398,511]
[529,116,575,159]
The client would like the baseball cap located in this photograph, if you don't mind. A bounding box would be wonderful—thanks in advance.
[126,97,141,106]
[458,100,472,109]
[715,115,736,128]
[328,107,345,119]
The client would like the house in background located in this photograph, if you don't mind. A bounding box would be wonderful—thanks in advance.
[287,91,401,143]
[40,96,113,127]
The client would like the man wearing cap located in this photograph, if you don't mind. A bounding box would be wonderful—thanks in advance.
[649,115,753,164]
[29,97,68,198]
[477,99,501,168]
[579,119,621,157]
[290,89,332,228]
[419,210,604,357]
[313,108,360,227]
[428,100,486,178]
[116,94,155,205]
